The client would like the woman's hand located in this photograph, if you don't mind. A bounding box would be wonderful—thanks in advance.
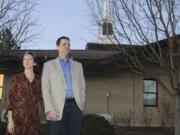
[7,118,14,134]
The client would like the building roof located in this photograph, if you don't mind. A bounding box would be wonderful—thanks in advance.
[87,35,180,51]
[0,49,124,73]
[0,35,179,73]
[0,49,119,60]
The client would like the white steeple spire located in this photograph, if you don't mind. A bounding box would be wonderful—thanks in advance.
[103,0,110,20]
[97,0,117,44]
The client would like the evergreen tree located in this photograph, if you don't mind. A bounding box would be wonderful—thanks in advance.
[0,28,20,50]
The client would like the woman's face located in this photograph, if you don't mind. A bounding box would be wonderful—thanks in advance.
[23,54,35,70]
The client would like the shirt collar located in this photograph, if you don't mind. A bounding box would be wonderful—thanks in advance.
[58,57,69,63]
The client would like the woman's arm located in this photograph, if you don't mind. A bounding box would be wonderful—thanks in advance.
[8,111,13,122]
[7,111,14,133]
[6,75,17,133]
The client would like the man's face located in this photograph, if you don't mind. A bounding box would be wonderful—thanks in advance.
[57,39,70,56]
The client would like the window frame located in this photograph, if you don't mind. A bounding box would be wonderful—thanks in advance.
[102,22,113,36]
[143,79,158,107]
[0,74,4,101]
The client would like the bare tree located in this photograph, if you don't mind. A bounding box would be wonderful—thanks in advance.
[87,0,180,135]
[0,0,38,50]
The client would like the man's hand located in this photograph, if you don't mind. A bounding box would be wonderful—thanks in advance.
[47,111,59,121]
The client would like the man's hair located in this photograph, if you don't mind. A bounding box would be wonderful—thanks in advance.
[56,36,70,46]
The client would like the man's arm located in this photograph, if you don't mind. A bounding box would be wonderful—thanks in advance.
[41,63,55,113]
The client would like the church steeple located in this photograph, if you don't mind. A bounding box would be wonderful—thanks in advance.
[103,0,110,20]
[98,0,117,44]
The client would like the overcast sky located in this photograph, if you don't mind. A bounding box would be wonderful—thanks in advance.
[25,0,98,50]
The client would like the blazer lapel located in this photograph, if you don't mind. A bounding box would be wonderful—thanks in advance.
[54,58,67,89]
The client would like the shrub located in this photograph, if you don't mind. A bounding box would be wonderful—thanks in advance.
[81,114,115,135]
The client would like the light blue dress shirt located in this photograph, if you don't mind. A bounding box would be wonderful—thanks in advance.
[59,57,74,99]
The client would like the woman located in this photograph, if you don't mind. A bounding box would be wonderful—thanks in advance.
[6,51,43,135]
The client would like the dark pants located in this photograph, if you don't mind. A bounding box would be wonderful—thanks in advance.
[47,99,82,135]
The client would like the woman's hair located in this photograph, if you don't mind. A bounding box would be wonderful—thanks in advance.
[23,51,35,60]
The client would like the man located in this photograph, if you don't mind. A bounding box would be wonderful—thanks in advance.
[41,36,86,135]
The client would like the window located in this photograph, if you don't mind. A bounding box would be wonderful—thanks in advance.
[143,79,158,106]
[0,74,4,100]
[102,22,113,35]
